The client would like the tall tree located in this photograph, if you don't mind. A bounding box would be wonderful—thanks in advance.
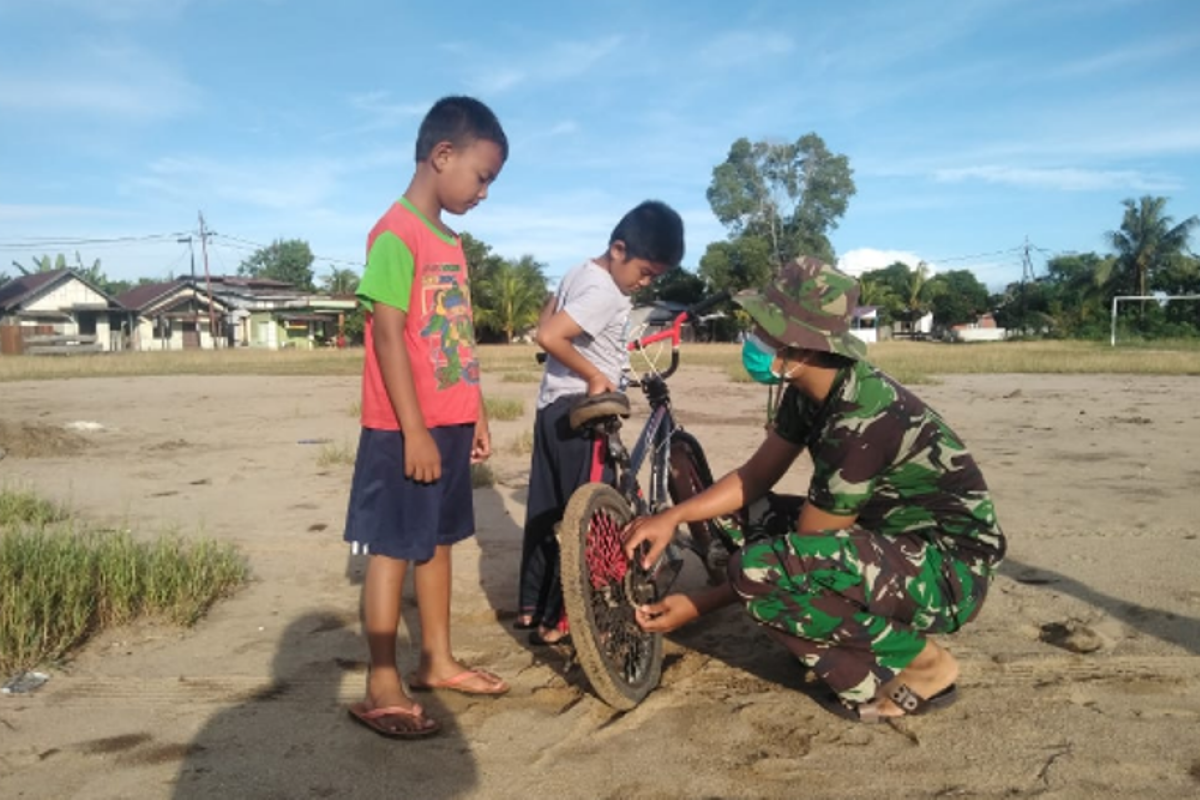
[473,255,548,343]
[238,239,316,291]
[321,268,360,295]
[1039,252,1113,335]
[698,235,775,296]
[1107,196,1198,298]
[706,134,855,266]
[927,269,989,327]
[632,265,707,306]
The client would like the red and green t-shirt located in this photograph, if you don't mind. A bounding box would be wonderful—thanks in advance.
[357,197,481,431]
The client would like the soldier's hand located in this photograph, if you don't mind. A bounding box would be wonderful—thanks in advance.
[635,594,700,633]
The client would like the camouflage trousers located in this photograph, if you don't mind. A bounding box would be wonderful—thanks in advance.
[725,496,995,703]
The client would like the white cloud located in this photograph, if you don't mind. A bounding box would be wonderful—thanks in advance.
[320,92,429,140]
[548,120,579,137]
[2,0,194,21]
[1048,33,1200,79]
[934,165,1182,192]
[0,42,199,119]
[837,248,929,277]
[697,31,795,69]
[0,204,136,223]
[129,156,342,211]
[464,34,624,95]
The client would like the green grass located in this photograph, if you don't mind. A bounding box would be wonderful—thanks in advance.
[484,396,524,421]
[0,489,249,674]
[0,486,69,527]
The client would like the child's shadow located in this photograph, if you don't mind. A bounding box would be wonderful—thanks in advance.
[172,611,479,800]
[472,483,582,681]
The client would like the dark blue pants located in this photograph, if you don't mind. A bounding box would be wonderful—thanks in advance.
[518,395,610,629]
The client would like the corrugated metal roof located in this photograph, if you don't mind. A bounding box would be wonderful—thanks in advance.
[0,270,67,310]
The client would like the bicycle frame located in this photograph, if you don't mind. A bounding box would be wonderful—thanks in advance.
[583,293,730,591]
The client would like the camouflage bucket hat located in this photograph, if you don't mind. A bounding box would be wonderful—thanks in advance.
[733,256,868,361]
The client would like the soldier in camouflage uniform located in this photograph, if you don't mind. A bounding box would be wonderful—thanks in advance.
[624,256,1005,722]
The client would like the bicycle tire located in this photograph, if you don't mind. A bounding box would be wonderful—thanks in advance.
[667,431,733,580]
[560,482,663,710]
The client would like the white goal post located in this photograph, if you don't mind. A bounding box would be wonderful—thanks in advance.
[1110,294,1200,346]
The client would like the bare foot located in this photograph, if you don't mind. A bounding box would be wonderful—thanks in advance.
[871,639,959,718]
[410,660,509,694]
[533,625,570,644]
[365,667,421,716]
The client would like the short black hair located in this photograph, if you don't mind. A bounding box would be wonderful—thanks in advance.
[610,200,685,267]
[415,96,509,163]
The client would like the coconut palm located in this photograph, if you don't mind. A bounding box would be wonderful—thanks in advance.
[474,256,548,343]
[1107,196,1199,299]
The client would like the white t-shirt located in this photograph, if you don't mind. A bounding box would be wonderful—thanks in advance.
[537,260,631,410]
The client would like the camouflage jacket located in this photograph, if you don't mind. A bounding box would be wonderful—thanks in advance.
[773,360,1005,563]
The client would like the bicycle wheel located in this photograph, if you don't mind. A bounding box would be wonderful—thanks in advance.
[667,431,732,583]
[560,482,663,710]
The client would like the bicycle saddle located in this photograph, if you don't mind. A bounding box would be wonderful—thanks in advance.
[568,392,632,430]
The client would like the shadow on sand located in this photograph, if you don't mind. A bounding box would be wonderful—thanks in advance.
[172,607,479,799]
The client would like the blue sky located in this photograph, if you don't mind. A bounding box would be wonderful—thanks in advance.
[1,0,1198,292]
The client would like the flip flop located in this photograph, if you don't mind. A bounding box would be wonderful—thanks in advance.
[408,668,510,696]
[348,702,440,739]
[529,629,572,647]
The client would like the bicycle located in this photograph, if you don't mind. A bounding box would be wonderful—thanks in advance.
[555,292,739,710]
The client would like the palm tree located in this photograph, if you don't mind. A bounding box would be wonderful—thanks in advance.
[1107,196,1199,299]
[474,256,548,343]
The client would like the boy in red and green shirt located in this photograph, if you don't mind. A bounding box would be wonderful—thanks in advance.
[344,96,508,740]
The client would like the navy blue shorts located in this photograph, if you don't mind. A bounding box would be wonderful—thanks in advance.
[343,425,475,562]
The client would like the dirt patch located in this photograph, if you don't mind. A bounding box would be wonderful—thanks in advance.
[0,419,89,458]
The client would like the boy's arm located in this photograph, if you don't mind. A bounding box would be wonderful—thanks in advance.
[536,294,556,331]
[535,309,615,395]
[373,302,441,483]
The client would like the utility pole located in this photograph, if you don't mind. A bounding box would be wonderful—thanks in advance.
[177,235,196,281]
[198,212,218,347]
[1017,237,1035,336]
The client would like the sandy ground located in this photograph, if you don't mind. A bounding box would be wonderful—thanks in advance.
[1,366,1199,799]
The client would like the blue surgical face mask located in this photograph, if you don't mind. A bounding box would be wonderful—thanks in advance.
[741,332,781,384]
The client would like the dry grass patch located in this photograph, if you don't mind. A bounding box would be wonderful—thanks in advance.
[510,430,535,456]
[485,396,524,421]
[317,440,356,467]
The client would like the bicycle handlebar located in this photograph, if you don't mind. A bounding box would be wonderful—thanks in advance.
[533,291,732,379]
[626,291,731,381]
[685,290,731,322]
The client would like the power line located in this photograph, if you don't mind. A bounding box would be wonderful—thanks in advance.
[0,233,188,250]
[213,233,364,268]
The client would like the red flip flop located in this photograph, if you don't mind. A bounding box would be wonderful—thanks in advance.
[408,668,510,696]
[348,702,440,739]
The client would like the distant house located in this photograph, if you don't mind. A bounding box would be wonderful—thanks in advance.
[115,279,235,351]
[850,305,880,344]
[950,312,1008,342]
[0,269,124,354]
[204,276,355,349]
[893,311,934,339]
